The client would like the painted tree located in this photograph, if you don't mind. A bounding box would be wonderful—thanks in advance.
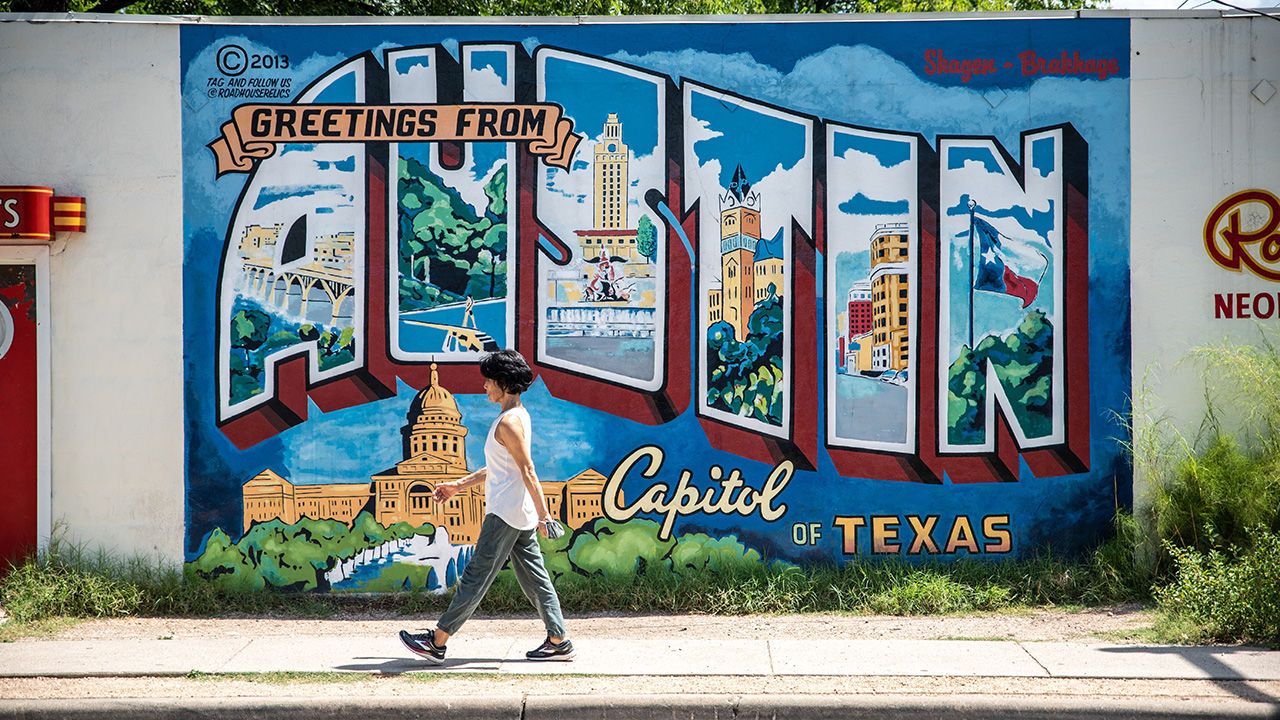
[567,519,677,578]
[706,294,784,424]
[636,214,657,262]
[947,309,1054,444]
[398,157,508,311]
[667,531,764,576]
[230,308,271,366]
[188,528,255,589]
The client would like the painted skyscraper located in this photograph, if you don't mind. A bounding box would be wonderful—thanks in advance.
[870,223,910,372]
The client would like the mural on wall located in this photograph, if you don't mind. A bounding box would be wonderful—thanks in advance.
[183,20,1131,592]
[388,45,518,361]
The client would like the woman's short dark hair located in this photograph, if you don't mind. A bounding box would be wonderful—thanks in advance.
[480,349,534,394]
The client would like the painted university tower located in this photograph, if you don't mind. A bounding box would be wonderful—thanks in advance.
[709,165,785,341]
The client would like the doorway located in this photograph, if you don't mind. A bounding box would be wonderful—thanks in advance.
[0,246,50,571]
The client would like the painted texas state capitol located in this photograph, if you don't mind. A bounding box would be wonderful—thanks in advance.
[241,364,615,544]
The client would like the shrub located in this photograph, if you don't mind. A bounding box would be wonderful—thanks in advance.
[1154,527,1280,646]
[867,571,1010,615]
[1152,435,1279,554]
[1123,329,1280,579]
[1119,329,1280,643]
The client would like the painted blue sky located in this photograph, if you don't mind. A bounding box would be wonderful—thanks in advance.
[690,91,808,189]
[314,71,356,102]
[471,50,508,84]
[941,134,1061,365]
[314,156,355,172]
[394,55,430,75]
[946,193,1056,244]
[543,55,659,157]
[834,133,912,168]
[948,146,1003,174]
[253,184,348,210]
[1032,136,1055,178]
[841,193,910,216]
[278,379,603,486]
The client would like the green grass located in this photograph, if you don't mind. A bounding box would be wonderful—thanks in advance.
[0,616,81,643]
[185,670,375,684]
[0,540,1154,633]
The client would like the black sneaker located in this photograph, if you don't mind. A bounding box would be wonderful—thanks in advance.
[399,629,446,665]
[526,637,575,662]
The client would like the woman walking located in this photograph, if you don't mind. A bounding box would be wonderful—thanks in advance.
[399,349,573,664]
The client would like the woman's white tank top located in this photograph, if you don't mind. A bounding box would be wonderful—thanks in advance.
[483,406,540,531]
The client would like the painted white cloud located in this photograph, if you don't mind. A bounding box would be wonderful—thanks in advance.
[235,141,363,244]
[464,65,508,101]
[828,143,916,258]
[692,155,814,287]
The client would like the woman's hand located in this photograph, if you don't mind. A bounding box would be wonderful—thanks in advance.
[433,481,460,503]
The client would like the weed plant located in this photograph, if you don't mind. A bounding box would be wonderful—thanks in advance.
[0,533,340,623]
[1124,328,1280,644]
[1137,331,1280,557]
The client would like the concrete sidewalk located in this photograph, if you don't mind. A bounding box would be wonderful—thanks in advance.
[1,614,1278,718]
[3,632,1280,681]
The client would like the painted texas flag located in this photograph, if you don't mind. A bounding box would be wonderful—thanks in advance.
[972,216,1040,308]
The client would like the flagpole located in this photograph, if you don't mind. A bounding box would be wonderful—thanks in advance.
[967,198,976,352]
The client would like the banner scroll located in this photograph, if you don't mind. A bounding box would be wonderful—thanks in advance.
[208,103,584,175]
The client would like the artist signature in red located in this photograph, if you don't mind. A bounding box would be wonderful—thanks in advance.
[923,49,1121,83]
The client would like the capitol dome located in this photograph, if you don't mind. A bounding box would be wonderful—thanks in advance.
[410,363,461,420]
[400,363,468,470]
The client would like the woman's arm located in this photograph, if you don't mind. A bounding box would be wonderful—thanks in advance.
[494,414,554,534]
[432,467,487,502]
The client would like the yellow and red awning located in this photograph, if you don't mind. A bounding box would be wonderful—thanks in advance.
[1,186,87,240]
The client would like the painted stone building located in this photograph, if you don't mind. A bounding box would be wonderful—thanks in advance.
[240,363,613,544]
[241,470,370,532]
[370,363,487,542]
[542,469,618,531]
[708,165,787,338]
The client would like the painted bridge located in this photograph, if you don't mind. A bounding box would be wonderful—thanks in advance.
[240,259,354,324]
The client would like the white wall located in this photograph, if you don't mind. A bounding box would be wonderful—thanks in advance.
[1130,16,1280,492]
[0,20,186,564]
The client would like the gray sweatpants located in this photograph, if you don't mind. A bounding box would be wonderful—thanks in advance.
[437,513,567,639]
